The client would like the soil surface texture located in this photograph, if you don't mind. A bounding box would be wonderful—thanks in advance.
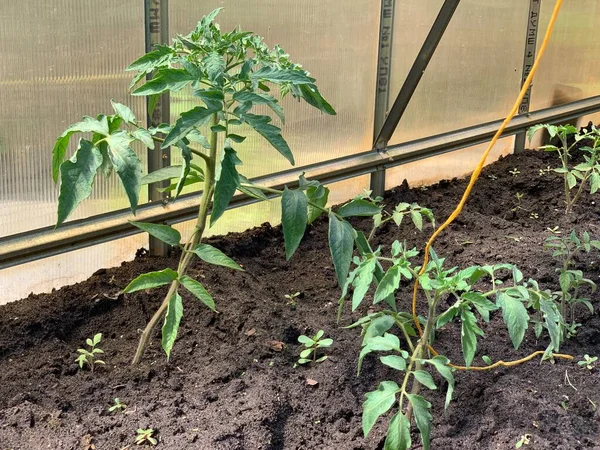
[1,149,600,450]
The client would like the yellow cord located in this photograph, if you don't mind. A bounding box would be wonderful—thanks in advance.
[411,0,568,371]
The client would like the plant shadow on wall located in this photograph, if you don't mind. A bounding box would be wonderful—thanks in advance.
[49,8,600,450]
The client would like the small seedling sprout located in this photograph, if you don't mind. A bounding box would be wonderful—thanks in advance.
[577,354,598,370]
[297,330,333,365]
[75,333,105,372]
[135,428,157,446]
[108,398,127,413]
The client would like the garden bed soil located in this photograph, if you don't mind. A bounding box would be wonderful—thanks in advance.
[1,149,600,449]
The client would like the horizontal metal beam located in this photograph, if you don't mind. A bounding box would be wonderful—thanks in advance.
[2,94,600,270]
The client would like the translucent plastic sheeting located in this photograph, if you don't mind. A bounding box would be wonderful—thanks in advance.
[0,1,146,237]
[385,137,515,190]
[173,175,371,242]
[388,1,528,145]
[528,1,600,148]
[0,234,147,305]
[168,0,379,182]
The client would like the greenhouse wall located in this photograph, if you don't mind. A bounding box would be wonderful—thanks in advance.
[1,1,600,303]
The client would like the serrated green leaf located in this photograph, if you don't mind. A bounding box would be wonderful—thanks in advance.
[241,113,294,165]
[161,291,183,359]
[500,294,529,349]
[132,68,195,96]
[192,89,224,111]
[192,243,243,271]
[380,355,406,371]
[203,51,225,83]
[374,266,401,304]
[126,45,172,72]
[110,100,137,124]
[540,298,562,351]
[462,292,498,322]
[567,172,577,189]
[211,147,240,226]
[413,370,437,390]
[179,275,215,311]
[105,132,142,213]
[173,142,192,198]
[590,172,600,194]
[297,83,336,115]
[461,309,483,367]
[123,268,178,293]
[366,333,401,352]
[142,165,186,185]
[436,305,458,328]
[56,140,103,226]
[250,66,315,85]
[425,356,454,408]
[130,221,181,246]
[133,128,154,149]
[384,412,411,450]
[406,394,432,450]
[338,198,382,217]
[352,257,377,311]
[233,91,285,124]
[410,210,423,231]
[163,106,216,148]
[363,381,400,437]
[306,185,329,224]
[328,214,354,287]
[52,116,110,182]
[281,188,308,260]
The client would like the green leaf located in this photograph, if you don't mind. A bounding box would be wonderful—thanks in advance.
[298,335,313,345]
[436,305,459,328]
[173,142,192,198]
[111,100,137,124]
[250,66,315,85]
[413,370,437,390]
[328,214,355,287]
[461,309,483,367]
[130,221,181,247]
[161,291,183,359]
[133,128,155,149]
[540,298,562,351]
[123,268,178,293]
[191,243,243,271]
[126,45,172,72]
[362,381,400,437]
[52,116,110,182]
[297,83,336,115]
[406,394,433,450]
[56,139,103,226]
[210,147,241,226]
[379,355,406,371]
[132,68,195,96]
[527,124,548,142]
[366,333,401,352]
[338,199,382,218]
[425,356,455,408]
[179,275,216,311]
[499,293,529,349]
[306,185,329,224]
[384,412,411,450]
[374,265,401,304]
[233,91,285,124]
[352,257,377,311]
[241,113,294,164]
[142,165,186,185]
[410,210,423,231]
[203,51,225,83]
[567,172,577,189]
[281,188,308,260]
[105,132,142,213]
[462,292,498,322]
[163,106,216,148]
[590,172,600,194]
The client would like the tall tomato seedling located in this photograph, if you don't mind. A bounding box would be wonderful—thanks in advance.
[51,9,335,364]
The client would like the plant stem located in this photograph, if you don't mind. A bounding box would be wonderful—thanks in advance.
[131,113,219,365]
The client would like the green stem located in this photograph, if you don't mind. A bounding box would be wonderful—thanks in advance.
[131,113,219,365]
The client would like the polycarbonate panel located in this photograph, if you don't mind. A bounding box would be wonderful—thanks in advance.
[0,1,146,237]
[173,175,371,241]
[168,0,379,182]
[385,137,515,190]
[0,234,147,305]
[389,1,528,145]
[530,2,600,125]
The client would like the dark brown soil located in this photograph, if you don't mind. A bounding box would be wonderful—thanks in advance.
[1,149,600,450]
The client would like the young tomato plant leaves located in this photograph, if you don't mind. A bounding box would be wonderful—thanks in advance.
[374,265,401,305]
[123,268,178,293]
[163,106,217,148]
[306,184,329,224]
[424,356,455,408]
[281,187,308,260]
[379,355,406,371]
[240,113,294,165]
[179,275,216,311]
[406,394,433,450]
[352,257,377,311]
[211,147,241,226]
[498,292,529,349]
[105,132,143,212]
[56,139,103,226]
[460,308,484,367]
[132,68,196,96]
[130,221,181,247]
[328,213,355,287]
[413,370,437,390]
[110,100,137,125]
[297,83,336,116]
[191,243,243,271]
[362,381,401,437]
[337,198,382,218]
[384,412,411,450]
[162,292,183,359]
[142,165,188,185]
[232,91,285,124]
